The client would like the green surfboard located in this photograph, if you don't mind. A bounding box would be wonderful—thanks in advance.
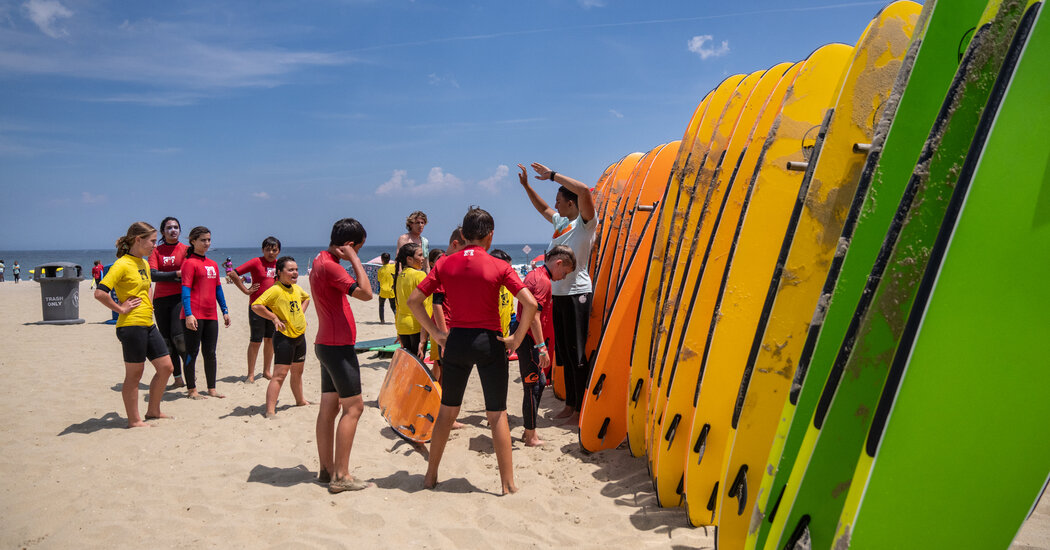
[838,2,1049,547]
[760,1,1032,548]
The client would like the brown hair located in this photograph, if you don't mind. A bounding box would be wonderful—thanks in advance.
[186,226,211,258]
[405,211,428,231]
[545,244,577,271]
[115,221,156,258]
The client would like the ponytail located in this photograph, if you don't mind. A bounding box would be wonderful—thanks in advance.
[396,242,420,271]
[115,221,156,258]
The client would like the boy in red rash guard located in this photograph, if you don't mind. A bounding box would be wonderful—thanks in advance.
[311,218,375,494]
[516,245,576,447]
[409,207,539,495]
[149,216,189,387]
[231,236,281,382]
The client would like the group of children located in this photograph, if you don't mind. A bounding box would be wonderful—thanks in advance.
[95,161,596,495]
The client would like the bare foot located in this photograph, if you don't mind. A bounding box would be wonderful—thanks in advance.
[296,400,311,406]
[423,475,438,490]
[169,377,186,389]
[523,436,545,447]
[187,390,206,400]
[553,406,574,419]
[262,372,272,380]
[451,421,465,430]
[502,483,519,495]
[145,413,174,420]
[264,411,276,419]
[127,420,150,428]
[207,389,226,398]
[559,413,580,427]
[245,377,255,384]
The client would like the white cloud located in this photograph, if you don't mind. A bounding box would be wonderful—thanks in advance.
[609,109,624,119]
[688,35,730,60]
[375,167,463,196]
[478,164,509,193]
[24,0,72,39]
[81,191,106,204]
[252,191,270,200]
[427,72,460,88]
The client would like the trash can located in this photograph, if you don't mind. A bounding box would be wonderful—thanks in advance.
[33,262,86,325]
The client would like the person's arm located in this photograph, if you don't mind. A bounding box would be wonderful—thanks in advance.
[334,245,373,301]
[518,164,556,223]
[150,269,180,282]
[231,261,259,296]
[301,297,311,315]
[530,162,596,223]
[408,288,444,349]
[93,286,140,316]
[500,288,538,352]
[529,309,550,370]
[182,285,198,331]
[215,284,231,327]
[251,300,286,333]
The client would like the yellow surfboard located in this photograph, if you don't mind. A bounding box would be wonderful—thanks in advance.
[714,2,921,545]
[674,42,855,526]
[646,66,783,508]
[626,89,714,458]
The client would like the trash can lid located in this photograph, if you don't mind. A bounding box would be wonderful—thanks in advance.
[34,262,83,280]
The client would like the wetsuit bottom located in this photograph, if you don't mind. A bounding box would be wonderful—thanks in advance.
[315,344,362,398]
[552,293,592,411]
[517,334,547,431]
[378,297,396,323]
[184,319,219,390]
[441,327,508,411]
[153,294,185,377]
[399,332,421,357]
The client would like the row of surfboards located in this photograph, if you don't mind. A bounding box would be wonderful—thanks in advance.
[569,0,1049,548]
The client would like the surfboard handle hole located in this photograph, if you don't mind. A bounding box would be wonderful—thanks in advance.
[631,379,643,403]
[852,142,872,153]
[786,161,809,171]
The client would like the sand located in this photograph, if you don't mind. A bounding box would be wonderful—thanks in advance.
[0,279,1045,549]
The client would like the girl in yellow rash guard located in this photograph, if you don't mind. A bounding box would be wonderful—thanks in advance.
[376,252,396,324]
[394,243,431,359]
[94,221,175,428]
[252,256,311,418]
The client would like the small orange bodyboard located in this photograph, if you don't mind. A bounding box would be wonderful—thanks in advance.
[377,348,442,443]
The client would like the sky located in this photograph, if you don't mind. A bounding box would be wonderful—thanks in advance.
[0,0,900,250]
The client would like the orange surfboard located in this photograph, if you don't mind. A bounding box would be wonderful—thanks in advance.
[377,348,443,443]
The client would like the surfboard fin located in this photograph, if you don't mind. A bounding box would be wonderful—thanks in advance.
[727,465,749,516]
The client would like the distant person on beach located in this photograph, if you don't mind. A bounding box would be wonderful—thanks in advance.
[515,245,576,447]
[181,226,231,399]
[394,243,431,359]
[488,249,514,338]
[13,261,19,283]
[231,237,281,383]
[517,163,596,427]
[223,257,235,283]
[0,259,4,282]
[396,211,430,272]
[92,260,103,288]
[149,216,189,389]
[408,207,539,494]
[251,256,311,418]
[376,253,395,324]
[94,221,174,428]
[311,218,375,493]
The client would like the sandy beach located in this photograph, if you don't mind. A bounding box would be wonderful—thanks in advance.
[0,278,1046,549]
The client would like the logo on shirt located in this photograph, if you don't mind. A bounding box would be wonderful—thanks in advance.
[552,220,576,240]
[266,267,276,278]
[138,268,148,281]
[289,300,301,313]
[463,249,475,257]
[206,266,217,278]
[162,256,176,267]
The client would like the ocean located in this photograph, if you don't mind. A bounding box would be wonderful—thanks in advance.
[0,243,551,280]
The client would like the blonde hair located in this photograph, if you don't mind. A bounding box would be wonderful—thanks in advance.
[405,211,428,231]
[115,221,156,258]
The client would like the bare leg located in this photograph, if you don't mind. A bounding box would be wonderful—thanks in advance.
[332,395,364,479]
[262,337,274,379]
[265,363,291,417]
[487,410,517,494]
[145,355,174,419]
[122,362,148,428]
[290,362,309,406]
[424,404,461,489]
[246,341,261,382]
[316,392,340,476]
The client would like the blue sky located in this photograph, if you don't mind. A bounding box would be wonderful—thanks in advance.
[0,0,896,250]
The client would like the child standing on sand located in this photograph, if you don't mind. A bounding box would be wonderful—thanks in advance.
[311,218,374,493]
[231,237,281,383]
[408,207,539,494]
[376,252,395,324]
[181,226,231,400]
[94,222,174,427]
[251,256,311,418]
[394,243,431,359]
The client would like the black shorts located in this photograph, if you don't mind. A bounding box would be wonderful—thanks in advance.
[274,332,307,364]
[115,324,169,364]
[248,307,276,342]
[441,327,509,411]
[315,344,362,398]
